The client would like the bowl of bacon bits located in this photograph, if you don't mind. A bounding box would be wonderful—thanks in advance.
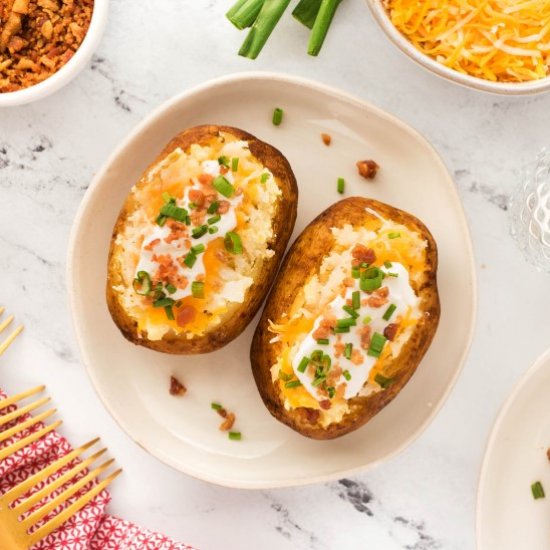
[0,0,108,106]
[367,0,550,95]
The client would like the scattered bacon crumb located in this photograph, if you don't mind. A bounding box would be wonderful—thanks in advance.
[351,348,364,365]
[358,325,372,350]
[352,244,376,265]
[343,277,355,287]
[190,208,206,226]
[219,412,235,431]
[176,305,196,327]
[335,384,346,400]
[198,173,214,185]
[217,200,231,214]
[333,338,345,358]
[144,238,160,251]
[321,133,332,146]
[319,399,331,410]
[312,325,330,340]
[216,407,228,419]
[384,323,399,341]
[188,188,205,207]
[300,408,320,424]
[169,376,187,397]
[356,160,379,180]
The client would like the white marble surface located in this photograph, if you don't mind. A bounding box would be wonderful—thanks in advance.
[2,1,550,548]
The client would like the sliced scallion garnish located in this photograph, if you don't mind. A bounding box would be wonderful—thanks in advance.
[261,172,270,183]
[207,201,219,214]
[297,357,309,373]
[368,332,387,358]
[383,304,397,321]
[224,231,243,254]
[208,226,219,234]
[165,283,177,294]
[208,214,221,225]
[285,380,302,388]
[191,243,205,254]
[232,157,239,171]
[351,290,360,310]
[316,338,329,345]
[272,107,283,126]
[344,343,352,360]
[191,281,205,299]
[213,175,235,198]
[342,305,359,319]
[337,177,345,194]
[343,370,351,381]
[133,271,152,296]
[351,266,360,279]
[183,252,197,268]
[388,232,401,239]
[211,402,223,411]
[218,155,230,167]
[164,305,175,320]
[192,225,208,239]
[374,373,394,389]
[336,317,356,328]
[360,267,385,292]
[229,431,242,441]
[532,481,545,500]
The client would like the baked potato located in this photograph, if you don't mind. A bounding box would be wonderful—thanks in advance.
[251,197,440,439]
[107,125,298,354]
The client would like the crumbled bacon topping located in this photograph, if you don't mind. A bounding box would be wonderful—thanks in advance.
[219,412,235,431]
[169,376,187,397]
[321,133,331,146]
[352,244,376,265]
[356,160,379,180]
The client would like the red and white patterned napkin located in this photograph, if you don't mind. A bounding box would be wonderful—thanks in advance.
[0,389,197,550]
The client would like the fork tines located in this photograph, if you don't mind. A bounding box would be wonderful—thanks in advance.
[0,306,24,357]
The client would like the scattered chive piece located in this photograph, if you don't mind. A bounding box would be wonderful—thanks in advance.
[375,373,394,389]
[383,304,397,321]
[334,326,350,333]
[312,377,325,387]
[153,297,174,308]
[360,262,370,268]
[191,244,205,254]
[218,155,230,167]
[351,266,360,279]
[388,232,401,239]
[261,172,270,183]
[317,338,329,345]
[192,225,208,239]
[162,191,172,203]
[278,370,292,381]
[384,261,392,268]
[208,226,219,234]
[297,357,309,373]
[343,370,352,381]
[360,266,385,292]
[191,281,205,299]
[211,402,223,411]
[387,272,399,277]
[229,431,242,441]
[337,177,345,194]
[160,202,188,222]
[342,305,359,319]
[208,214,221,225]
[207,201,219,214]
[327,386,335,399]
[213,175,235,198]
[164,305,175,320]
[310,350,323,362]
[368,332,387,357]
[165,283,177,294]
[188,202,198,210]
[272,107,283,126]
[532,481,546,499]
[224,231,243,254]
[183,252,197,268]
[351,290,360,310]
[232,157,239,171]
[133,271,152,296]
[344,343,352,360]
[363,315,372,324]
[336,317,356,328]
[156,214,167,226]
[285,380,302,388]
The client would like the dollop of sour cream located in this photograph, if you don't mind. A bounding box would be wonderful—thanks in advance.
[291,263,419,400]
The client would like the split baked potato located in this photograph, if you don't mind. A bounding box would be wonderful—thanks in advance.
[107,125,298,354]
[251,197,440,439]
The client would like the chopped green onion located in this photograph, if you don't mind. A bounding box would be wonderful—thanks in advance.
[156,214,167,226]
[160,202,188,222]
[383,304,397,321]
[192,225,208,239]
[232,157,239,171]
[327,386,335,398]
[229,431,242,441]
[337,177,345,194]
[297,357,309,373]
[363,315,372,324]
[272,107,284,126]
[344,343,352,360]
[316,338,329,345]
[321,354,331,369]
[278,370,292,381]
[343,370,351,381]
[360,262,370,268]
[384,261,393,268]
[224,231,243,254]
[191,281,205,299]
[165,283,177,294]
[213,175,235,198]
[261,172,270,183]
[164,305,175,320]
[308,0,342,56]
[368,332,387,358]
[374,373,394,389]
[360,267,385,292]
[208,214,221,225]
[162,192,173,203]
[387,272,399,278]
[285,380,302,388]
[153,297,175,308]
[208,226,219,234]
[342,305,359,319]
[336,317,356,328]
[191,244,205,254]
[312,376,325,387]
[183,252,197,268]
[133,271,152,296]
[334,326,350,334]
[351,291,360,310]
[211,402,223,411]
[532,481,545,499]
[388,232,401,239]
[351,266,360,279]
[207,201,219,214]
[188,202,198,210]
[310,350,323,362]
[218,155,230,167]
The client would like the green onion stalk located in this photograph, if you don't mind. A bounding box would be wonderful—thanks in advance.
[307,0,342,56]
[226,0,266,30]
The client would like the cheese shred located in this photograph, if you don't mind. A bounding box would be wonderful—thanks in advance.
[384,0,550,82]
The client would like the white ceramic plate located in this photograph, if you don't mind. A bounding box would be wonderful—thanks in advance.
[68,72,476,488]
[477,348,550,549]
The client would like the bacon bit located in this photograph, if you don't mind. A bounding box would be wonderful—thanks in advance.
[190,209,206,226]
[356,160,379,180]
[321,133,331,146]
[358,325,372,350]
[164,221,188,244]
[384,323,399,341]
[195,273,205,282]
[217,200,231,214]
[203,191,217,206]
[343,277,355,287]
[189,188,205,207]
[198,173,214,185]
[169,376,187,397]
[152,254,188,289]
[366,293,388,308]
[312,325,330,340]
[335,384,346,399]
[351,348,364,365]
[220,165,229,175]
[376,286,389,298]
[176,305,196,327]
[327,366,342,386]
[319,399,332,410]
[352,244,376,264]
[333,338,345,358]
[301,408,320,424]
[321,314,337,328]
[219,412,236,431]
[215,249,230,264]
[216,407,228,419]
[184,239,191,250]
[144,238,160,251]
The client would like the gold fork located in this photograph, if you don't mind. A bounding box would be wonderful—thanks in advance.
[0,386,122,550]
[0,306,24,357]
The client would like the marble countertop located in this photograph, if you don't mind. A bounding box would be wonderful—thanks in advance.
[2,1,550,548]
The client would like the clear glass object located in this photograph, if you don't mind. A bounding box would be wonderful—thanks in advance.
[510,149,550,272]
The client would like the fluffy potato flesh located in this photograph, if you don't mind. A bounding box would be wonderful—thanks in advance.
[107,125,298,354]
[251,197,440,439]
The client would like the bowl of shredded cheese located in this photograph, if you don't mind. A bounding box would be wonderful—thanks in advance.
[368,0,550,94]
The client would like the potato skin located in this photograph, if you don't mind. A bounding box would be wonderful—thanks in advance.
[250,197,440,439]
[107,125,298,354]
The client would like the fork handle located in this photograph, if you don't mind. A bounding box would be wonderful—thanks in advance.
[0,519,24,550]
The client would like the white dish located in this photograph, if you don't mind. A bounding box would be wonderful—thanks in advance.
[366,0,550,96]
[67,72,476,488]
[477,347,550,549]
[0,0,108,107]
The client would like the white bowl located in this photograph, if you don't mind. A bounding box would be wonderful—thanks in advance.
[366,0,550,95]
[0,0,109,107]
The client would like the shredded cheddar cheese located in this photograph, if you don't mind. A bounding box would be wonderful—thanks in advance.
[385,0,550,82]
